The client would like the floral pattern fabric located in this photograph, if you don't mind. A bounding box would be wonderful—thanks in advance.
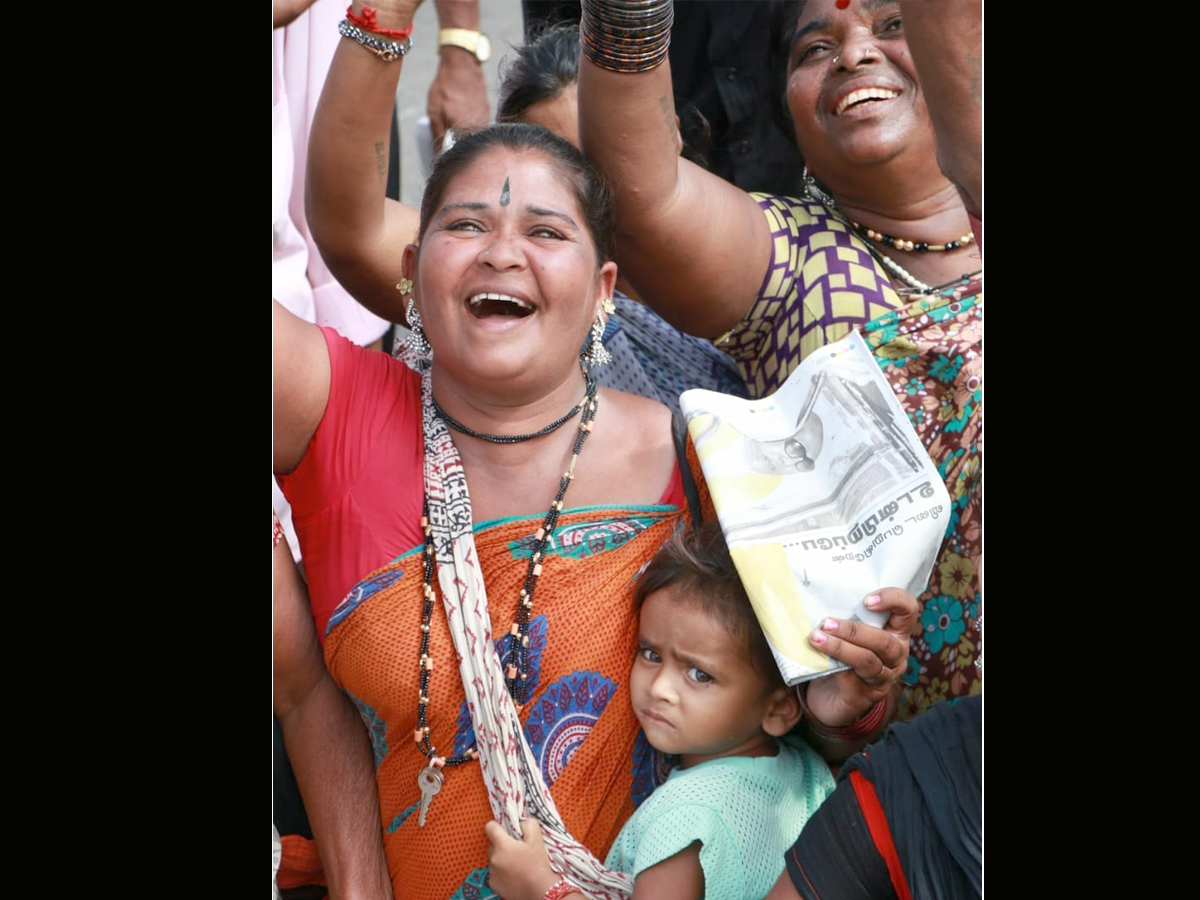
[323,486,711,900]
[719,193,982,721]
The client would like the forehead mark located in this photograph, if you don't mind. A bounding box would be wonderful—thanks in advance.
[499,176,510,206]
[794,0,898,45]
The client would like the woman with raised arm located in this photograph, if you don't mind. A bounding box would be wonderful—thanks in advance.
[308,7,748,418]
[277,120,919,899]
[577,0,981,727]
[280,4,923,895]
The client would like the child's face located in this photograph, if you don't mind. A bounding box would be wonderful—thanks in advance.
[631,584,782,768]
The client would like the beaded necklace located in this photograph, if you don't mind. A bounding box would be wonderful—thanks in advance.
[828,203,979,296]
[849,220,974,253]
[807,185,979,296]
[850,222,978,295]
[414,377,599,774]
[431,373,595,444]
[864,239,981,297]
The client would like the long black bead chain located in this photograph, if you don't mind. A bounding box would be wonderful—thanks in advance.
[416,376,599,765]
[507,382,598,704]
[415,508,477,767]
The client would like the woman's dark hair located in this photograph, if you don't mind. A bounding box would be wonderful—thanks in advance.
[634,521,783,689]
[496,21,580,124]
[418,122,615,262]
[768,0,807,166]
[495,21,713,171]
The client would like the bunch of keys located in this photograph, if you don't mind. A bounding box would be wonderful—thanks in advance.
[417,761,444,827]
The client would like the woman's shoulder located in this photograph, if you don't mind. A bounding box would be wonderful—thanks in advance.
[594,387,675,442]
[309,332,422,464]
[595,389,677,462]
[749,191,886,266]
[576,388,677,505]
[750,190,831,230]
[324,329,419,396]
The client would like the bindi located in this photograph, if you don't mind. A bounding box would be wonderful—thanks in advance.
[499,177,511,206]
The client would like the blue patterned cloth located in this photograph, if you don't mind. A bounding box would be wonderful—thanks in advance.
[593,293,749,415]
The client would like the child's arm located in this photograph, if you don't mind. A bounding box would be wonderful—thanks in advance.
[628,843,704,900]
[484,819,566,900]
[484,819,705,900]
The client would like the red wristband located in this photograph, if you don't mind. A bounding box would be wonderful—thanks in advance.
[345,4,414,39]
[543,879,581,900]
[796,684,887,740]
[272,510,285,549]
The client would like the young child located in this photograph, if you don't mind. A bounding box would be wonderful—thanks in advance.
[485,521,837,900]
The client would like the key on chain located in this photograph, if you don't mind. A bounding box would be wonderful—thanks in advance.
[417,763,443,827]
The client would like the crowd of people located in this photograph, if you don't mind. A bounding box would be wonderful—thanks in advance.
[272,2,982,899]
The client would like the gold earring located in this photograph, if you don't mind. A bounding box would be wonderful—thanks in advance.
[396,277,413,294]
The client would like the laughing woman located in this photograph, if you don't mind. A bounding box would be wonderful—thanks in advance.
[576,0,982,727]
[275,121,919,899]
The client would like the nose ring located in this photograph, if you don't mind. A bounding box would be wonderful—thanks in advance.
[832,54,841,65]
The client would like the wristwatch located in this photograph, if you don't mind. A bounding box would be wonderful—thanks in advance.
[438,28,491,63]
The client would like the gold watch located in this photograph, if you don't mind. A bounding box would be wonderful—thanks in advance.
[438,28,491,63]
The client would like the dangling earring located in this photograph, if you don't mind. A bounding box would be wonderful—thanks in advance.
[404,296,432,357]
[581,309,612,367]
[800,165,836,208]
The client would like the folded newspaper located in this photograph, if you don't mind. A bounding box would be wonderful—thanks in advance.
[679,331,950,686]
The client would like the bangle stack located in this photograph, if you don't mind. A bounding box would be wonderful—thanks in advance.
[796,684,888,741]
[337,18,413,62]
[580,0,674,74]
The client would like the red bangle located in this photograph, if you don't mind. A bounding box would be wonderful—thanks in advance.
[272,510,285,549]
[796,684,888,740]
[345,4,414,39]
[543,880,580,900]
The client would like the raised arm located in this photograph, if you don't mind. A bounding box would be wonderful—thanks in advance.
[274,299,332,476]
[426,0,491,152]
[576,0,774,341]
[274,517,393,900]
[306,1,424,322]
[896,0,981,220]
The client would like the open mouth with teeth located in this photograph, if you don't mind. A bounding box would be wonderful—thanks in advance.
[468,292,534,318]
[834,87,899,116]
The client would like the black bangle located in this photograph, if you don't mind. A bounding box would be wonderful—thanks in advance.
[580,0,673,74]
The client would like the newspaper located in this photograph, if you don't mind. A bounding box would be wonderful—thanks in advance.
[679,331,950,686]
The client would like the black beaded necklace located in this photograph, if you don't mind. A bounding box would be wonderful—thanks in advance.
[850,219,974,253]
[415,380,600,772]
[431,373,595,444]
[827,203,979,295]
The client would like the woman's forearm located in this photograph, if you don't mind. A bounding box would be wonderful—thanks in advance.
[306,1,422,321]
[274,533,393,899]
[576,0,771,340]
[278,673,393,899]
